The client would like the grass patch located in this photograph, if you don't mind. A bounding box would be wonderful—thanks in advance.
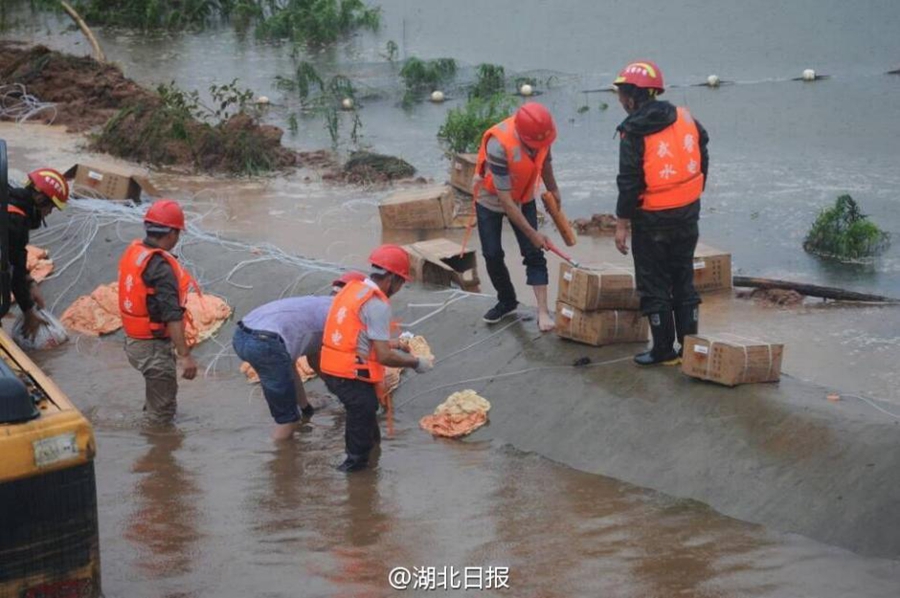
[803,194,890,260]
[29,0,380,45]
[470,63,505,99]
[437,92,518,155]
[400,57,457,93]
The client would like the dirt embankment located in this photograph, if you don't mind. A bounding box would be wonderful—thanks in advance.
[0,40,150,131]
[0,42,413,180]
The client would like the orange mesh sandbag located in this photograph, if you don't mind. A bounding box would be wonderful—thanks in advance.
[419,389,491,439]
[26,245,54,283]
[60,282,122,336]
[61,284,230,346]
[184,293,231,346]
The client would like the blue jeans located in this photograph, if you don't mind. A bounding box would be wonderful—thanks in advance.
[232,324,300,424]
[476,200,548,307]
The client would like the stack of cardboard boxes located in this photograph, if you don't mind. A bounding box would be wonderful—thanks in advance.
[554,263,648,346]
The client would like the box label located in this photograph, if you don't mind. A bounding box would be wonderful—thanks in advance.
[693,344,709,355]
[560,307,574,319]
[563,271,573,281]
[88,170,104,181]
[694,259,706,270]
[33,433,79,468]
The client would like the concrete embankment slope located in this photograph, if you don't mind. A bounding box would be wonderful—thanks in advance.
[36,214,900,560]
[396,297,900,560]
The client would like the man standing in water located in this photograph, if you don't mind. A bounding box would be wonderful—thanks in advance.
[319,245,433,472]
[473,102,562,332]
[119,200,198,424]
[612,61,709,365]
[232,271,365,441]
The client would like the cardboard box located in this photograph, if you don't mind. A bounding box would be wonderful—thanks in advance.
[681,333,783,387]
[404,238,480,292]
[449,153,478,195]
[557,263,640,311]
[693,243,732,293]
[555,302,648,347]
[379,185,456,230]
[64,164,158,202]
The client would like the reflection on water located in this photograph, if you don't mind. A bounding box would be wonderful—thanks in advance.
[124,430,201,585]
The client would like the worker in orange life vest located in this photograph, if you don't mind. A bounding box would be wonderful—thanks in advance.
[319,244,435,472]
[473,102,561,332]
[118,199,198,425]
[3,168,69,338]
[613,61,710,365]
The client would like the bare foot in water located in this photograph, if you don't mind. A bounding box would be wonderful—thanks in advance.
[538,311,555,332]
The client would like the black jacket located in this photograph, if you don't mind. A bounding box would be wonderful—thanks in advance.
[616,100,709,229]
[3,186,44,313]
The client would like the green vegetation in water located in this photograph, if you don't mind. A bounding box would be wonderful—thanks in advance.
[577,105,589,114]
[245,0,380,45]
[382,40,399,62]
[470,63,505,99]
[803,194,890,260]
[29,0,380,45]
[95,79,291,176]
[399,57,458,93]
[598,102,609,110]
[275,62,363,147]
[437,92,518,155]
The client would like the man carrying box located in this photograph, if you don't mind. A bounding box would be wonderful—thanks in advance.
[612,61,710,365]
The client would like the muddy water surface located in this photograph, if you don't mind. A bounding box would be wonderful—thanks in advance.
[31,336,900,598]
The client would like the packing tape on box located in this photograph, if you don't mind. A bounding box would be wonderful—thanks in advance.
[696,332,775,383]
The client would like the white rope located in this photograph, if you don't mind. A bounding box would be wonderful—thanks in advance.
[0,84,57,124]
[394,356,632,410]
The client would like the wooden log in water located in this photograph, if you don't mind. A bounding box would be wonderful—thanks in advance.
[733,276,900,303]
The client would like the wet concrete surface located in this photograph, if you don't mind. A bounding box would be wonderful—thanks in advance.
[14,208,899,596]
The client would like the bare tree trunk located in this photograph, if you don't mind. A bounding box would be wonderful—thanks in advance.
[60,1,106,64]
[733,276,900,303]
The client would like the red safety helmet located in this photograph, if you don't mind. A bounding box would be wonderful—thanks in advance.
[27,168,69,210]
[614,61,665,93]
[514,103,557,149]
[369,244,410,281]
[332,271,366,288]
[144,199,186,231]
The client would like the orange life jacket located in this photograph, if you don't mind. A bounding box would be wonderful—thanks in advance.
[6,205,27,217]
[640,107,704,211]
[319,280,389,383]
[475,116,550,203]
[118,239,197,339]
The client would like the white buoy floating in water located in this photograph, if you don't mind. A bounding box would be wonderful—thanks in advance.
[256,96,270,105]
[520,83,534,97]
[802,68,817,81]
[341,97,354,110]
[430,90,445,103]
[707,74,720,88]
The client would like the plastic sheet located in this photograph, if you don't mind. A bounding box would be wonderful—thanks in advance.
[12,308,69,351]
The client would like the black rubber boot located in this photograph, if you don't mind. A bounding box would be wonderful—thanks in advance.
[674,304,699,356]
[634,311,679,366]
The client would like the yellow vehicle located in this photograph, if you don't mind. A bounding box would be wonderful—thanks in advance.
[1,139,101,598]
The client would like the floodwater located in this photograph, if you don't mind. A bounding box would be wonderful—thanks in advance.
[4,1,900,596]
